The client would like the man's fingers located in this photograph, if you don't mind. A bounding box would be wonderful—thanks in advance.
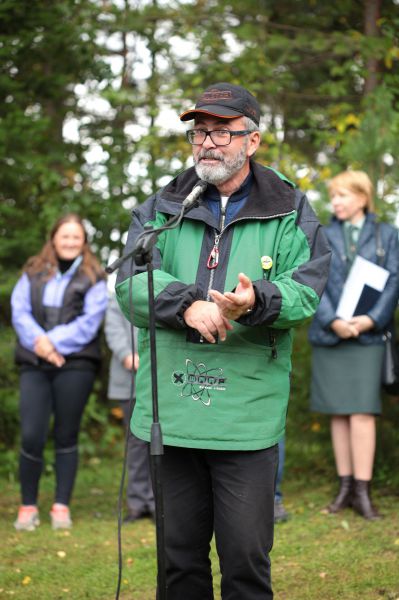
[213,314,233,339]
[237,272,254,294]
[210,290,244,310]
[183,299,234,342]
[209,289,224,302]
[208,315,233,342]
[209,290,230,309]
[222,291,247,305]
[210,289,244,305]
[222,316,234,330]
[210,289,251,320]
[238,272,251,286]
[193,315,232,343]
[198,322,216,344]
[212,318,226,342]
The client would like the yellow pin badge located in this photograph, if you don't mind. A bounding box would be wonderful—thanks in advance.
[261,255,273,271]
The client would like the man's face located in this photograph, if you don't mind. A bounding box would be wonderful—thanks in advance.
[192,116,259,186]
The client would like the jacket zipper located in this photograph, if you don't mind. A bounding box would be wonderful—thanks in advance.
[206,204,226,301]
[268,330,278,359]
[199,204,226,343]
[204,208,293,301]
[201,207,290,352]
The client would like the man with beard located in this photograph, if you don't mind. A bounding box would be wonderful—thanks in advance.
[116,83,331,599]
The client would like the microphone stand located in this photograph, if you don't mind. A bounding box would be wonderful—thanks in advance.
[106,192,205,600]
[137,231,166,600]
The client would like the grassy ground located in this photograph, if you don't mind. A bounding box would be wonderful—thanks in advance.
[1,456,398,600]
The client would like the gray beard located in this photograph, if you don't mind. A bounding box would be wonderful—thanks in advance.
[194,143,248,185]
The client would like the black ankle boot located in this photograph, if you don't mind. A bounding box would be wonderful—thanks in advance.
[352,479,381,520]
[327,475,353,513]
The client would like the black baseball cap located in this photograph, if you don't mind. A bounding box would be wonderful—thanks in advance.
[179,82,260,126]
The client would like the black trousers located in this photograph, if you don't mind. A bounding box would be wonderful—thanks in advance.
[160,444,278,600]
[119,400,154,515]
[19,368,95,505]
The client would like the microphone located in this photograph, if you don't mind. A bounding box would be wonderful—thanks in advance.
[182,180,207,209]
[106,181,208,274]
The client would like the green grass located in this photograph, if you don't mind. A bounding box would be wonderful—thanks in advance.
[1,456,398,600]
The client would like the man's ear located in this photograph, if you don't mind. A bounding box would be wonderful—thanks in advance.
[247,131,261,157]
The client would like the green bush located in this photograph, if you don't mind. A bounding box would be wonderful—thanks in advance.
[0,315,20,452]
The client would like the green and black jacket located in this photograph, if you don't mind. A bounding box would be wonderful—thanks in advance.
[116,160,331,450]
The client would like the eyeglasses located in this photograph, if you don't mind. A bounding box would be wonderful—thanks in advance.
[186,129,252,146]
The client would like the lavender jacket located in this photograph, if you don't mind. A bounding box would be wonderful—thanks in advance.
[11,257,108,359]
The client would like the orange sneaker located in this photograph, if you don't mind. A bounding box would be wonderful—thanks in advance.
[50,503,72,530]
[14,505,40,531]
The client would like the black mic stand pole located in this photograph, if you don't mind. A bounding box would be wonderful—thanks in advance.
[107,189,206,599]
[133,230,166,600]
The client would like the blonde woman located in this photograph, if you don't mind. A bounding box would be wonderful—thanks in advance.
[309,171,399,519]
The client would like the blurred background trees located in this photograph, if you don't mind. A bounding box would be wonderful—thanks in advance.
[1,0,398,481]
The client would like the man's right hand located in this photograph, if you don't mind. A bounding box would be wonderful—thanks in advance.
[183,301,233,344]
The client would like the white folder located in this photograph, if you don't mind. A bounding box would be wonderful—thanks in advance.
[336,255,389,320]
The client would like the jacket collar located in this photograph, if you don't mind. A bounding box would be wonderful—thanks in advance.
[330,213,376,238]
[329,213,377,263]
[55,255,83,280]
[156,160,296,223]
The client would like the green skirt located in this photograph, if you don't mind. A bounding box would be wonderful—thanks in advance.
[310,341,384,415]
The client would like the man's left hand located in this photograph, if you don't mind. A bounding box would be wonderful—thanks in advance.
[210,272,255,321]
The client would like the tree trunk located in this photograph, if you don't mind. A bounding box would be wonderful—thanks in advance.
[363,0,381,95]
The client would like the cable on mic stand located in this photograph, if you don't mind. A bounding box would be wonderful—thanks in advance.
[107,180,207,600]
[114,256,136,600]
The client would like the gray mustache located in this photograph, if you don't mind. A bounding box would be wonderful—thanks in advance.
[198,150,223,161]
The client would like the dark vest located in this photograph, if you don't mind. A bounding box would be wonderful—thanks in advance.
[15,269,102,368]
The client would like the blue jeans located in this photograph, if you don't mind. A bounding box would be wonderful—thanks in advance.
[159,444,278,599]
[274,438,285,503]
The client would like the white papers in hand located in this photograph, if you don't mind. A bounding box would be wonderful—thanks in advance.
[336,255,389,320]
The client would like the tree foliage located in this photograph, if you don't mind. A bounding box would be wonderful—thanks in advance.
[1,0,399,462]
[0,0,112,267]
[1,0,398,278]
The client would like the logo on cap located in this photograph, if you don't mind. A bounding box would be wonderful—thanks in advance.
[199,90,233,104]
